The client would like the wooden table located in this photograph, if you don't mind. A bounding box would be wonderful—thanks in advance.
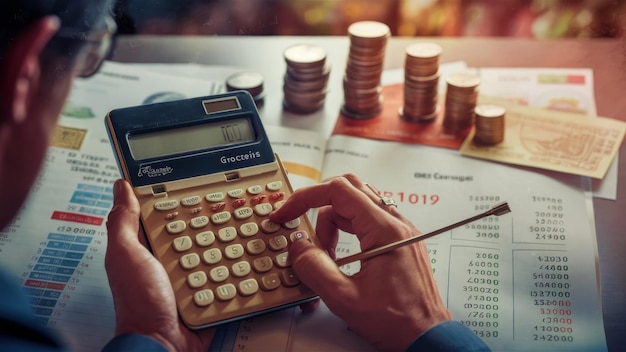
[111,36,626,349]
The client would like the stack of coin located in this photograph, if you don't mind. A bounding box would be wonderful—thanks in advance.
[473,104,506,145]
[400,42,442,123]
[226,71,265,107]
[341,21,390,119]
[442,71,481,134]
[282,44,330,114]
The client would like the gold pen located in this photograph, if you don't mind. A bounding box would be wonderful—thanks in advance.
[334,202,512,267]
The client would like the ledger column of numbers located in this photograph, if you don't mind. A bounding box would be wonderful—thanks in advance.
[513,251,574,345]
[513,196,575,346]
[448,246,509,343]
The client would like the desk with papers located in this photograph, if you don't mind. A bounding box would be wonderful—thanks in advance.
[0,36,621,352]
[110,36,626,350]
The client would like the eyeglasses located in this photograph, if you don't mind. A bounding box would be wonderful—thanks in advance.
[55,16,117,78]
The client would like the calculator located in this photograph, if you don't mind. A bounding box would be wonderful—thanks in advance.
[105,91,319,329]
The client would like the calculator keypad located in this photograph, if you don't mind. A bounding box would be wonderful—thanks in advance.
[142,166,317,329]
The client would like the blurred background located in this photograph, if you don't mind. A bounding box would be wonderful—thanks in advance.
[113,0,625,38]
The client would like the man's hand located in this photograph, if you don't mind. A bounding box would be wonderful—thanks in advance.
[105,179,214,351]
[270,174,451,351]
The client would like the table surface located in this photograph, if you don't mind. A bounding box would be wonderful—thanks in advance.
[111,35,626,350]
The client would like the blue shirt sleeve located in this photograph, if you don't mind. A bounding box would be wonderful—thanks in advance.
[406,321,491,351]
[0,269,167,352]
[102,334,168,351]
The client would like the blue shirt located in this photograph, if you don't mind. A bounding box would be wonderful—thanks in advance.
[1,269,489,351]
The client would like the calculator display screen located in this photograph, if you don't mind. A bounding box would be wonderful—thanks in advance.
[128,117,254,160]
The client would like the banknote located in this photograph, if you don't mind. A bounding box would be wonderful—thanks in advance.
[459,97,626,179]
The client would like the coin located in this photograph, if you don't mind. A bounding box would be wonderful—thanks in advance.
[226,71,265,105]
[401,42,442,123]
[284,44,327,68]
[342,21,390,119]
[282,44,330,114]
[473,104,506,145]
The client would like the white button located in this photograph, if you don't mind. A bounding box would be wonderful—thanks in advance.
[227,188,245,198]
[181,195,201,206]
[202,248,222,264]
[210,211,231,225]
[172,236,192,252]
[233,207,253,220]
[218,227,237,242]
[165,220,186,234]
[246,239,266,255]
[209,265,229,283]
[225,244,244,259]
[216,283,237,301]
[238,278,259,296]
[190,215,209,229]
[254,203,273,216]
[232,261,251,277]
[180,253,200,269]
[193,289,214,307]
[195,231,215,247]
[154,200,179,211]
[247,185,263,195]
[187,271,207,288]
[266,181,282,191]
[206,192,225,202]
[239,222,259,237]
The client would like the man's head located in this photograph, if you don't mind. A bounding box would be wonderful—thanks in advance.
[0,0,116,228]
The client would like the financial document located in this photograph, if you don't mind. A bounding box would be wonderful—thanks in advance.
[224,135,606,351]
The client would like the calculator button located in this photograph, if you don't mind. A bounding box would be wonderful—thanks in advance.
[165,212,179,220]
[187,271,207,288]
[232,261,251,277]
[250,195,267,205]
[217,227,237,242]
[283,218,301,229]
[210,202,226,212]
[268,235,288,251]
[233,207,253,220]
[280,269,300,287]
[224,244,244,259]
[260,219,280,233]
[254,203,273,216]
[253,256,273,273]
[227,188,245,198]
[260,273,281,291]
[247,185,263,195]
[216,283,237,301]
[181,195,202,207]
[238,278,259,296]
[270,192,285,201]
[165,220,186,234]
[202,248,222,265]
[190,215,209,229]
[173,236,193,252]
[289,230,309,243]
[239,222,259,237]
[206,192,226,202]
[154,200,179,211]
[266,181,283,191]
[275,252,290,268]
[274,200,286,209]
[232,198,246,208]
[209,265,229,283]
[210,211,231,225]
[190,207,203,215]
[193,289,214,307]
[195,231,216,247]
[246,239,266,255]
[180,253,201,270]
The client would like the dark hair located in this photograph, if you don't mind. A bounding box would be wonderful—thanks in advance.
[0,0,115,62]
